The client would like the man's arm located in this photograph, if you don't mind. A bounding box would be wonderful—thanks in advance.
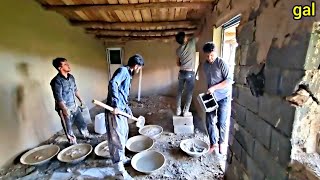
[51,80,69,116]
[176,57,181,66]
[192,24,204,43]
[109,68,126,113]
[72,77,83,104]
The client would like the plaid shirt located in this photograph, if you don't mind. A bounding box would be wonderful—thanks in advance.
[50,73,78,111]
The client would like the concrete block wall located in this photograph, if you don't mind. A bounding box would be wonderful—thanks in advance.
[225,19,319,180]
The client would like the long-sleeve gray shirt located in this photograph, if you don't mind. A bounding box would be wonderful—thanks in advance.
[203,57,233,101]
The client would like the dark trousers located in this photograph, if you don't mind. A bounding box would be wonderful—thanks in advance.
[206,97,231,145]
[176,70,195,112]
[58,107,87,142]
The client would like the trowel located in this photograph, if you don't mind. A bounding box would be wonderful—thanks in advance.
[92,99,145,128]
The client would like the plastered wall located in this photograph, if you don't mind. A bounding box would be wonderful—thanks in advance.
[0,0,108,168]
[122,41,180,97]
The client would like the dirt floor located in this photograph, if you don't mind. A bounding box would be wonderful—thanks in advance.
[0,96,225,180]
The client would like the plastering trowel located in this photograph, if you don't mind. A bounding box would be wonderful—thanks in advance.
[92,99,145,128]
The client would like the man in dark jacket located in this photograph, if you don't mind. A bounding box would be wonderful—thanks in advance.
[106,54,144,180]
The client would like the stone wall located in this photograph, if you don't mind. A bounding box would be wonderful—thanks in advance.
[191,0,320,179]
[226,15,320,180]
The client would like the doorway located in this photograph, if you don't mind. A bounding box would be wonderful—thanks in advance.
[107,48,123,79]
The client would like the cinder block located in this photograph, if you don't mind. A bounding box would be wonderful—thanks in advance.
[253,141,288,180]
[278,69,305,96]
[230,139,242,161]
[238,20,255,45]
[238,86,259,113]
[233,102,246,127]
[174,125,194,134]
[266,32,311,70]
[242,154,265,180]
[197,93,218,112]
[246,110,271,149]
[264,65,281,95]
[258,94,296,137]
[172,115,193,126]
[270,129,292,167]
[234,126,255,157]
[238,66,251,85]
[240,42,258,66]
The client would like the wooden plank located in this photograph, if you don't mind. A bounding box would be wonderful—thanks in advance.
[92,0,110,3]
[114,10,128,22]
[61,0,75,5]
[99,10,112,21]
[71,20,198,29]
[132,10,143,22]
[44,2,210,11]
[97,35,191,40]
[107,0,118,4]
[158,0,168,21]
[123,10,136,22]
[180,0,190,19]
[74,11,90,20]
[86,28,196,36]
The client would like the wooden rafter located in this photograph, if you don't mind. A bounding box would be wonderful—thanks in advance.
[97,35,191,41]
[71,20,198,30]
[86,28,196,37]
[43,2,212,11]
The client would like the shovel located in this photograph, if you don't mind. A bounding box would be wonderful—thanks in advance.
[92,99,145,128]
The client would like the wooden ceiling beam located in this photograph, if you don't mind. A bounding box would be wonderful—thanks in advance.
[43,2,212,11]
[71,20,198,29]
[97,35,191,41]
[86,28,196,37]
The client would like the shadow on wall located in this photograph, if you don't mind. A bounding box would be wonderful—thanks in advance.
[14,62,58,146]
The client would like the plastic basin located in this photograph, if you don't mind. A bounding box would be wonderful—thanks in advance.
[180,139,209,157]
[131,150,166,174]
[126,135,154,153]
[20,144,60,165]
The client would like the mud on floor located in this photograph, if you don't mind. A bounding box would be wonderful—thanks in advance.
[0,96,225,180]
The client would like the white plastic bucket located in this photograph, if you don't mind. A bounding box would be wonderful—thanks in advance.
[94,113,106,134]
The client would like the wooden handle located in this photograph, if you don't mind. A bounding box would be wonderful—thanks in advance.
[92,99,135,120]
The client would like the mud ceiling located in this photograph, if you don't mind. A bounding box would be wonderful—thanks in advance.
[208,0,320,64]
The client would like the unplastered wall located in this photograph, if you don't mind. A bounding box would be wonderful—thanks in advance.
[194,0,320,179]
[121,41,180,97]
[0,0,108,168]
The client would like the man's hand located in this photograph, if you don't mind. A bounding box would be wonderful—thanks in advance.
[62,108,71,117]
[112,107,120,115]
[207,86,216,94]
[80,101,86,109]
[176,57,181,67]
[67,134,77,144]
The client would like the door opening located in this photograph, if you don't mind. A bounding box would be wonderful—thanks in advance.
[107,48,123,79]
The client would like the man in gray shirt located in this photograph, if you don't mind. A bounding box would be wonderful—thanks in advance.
[202,42,233,154]
[175,32,199,117]
[50,57,89,145]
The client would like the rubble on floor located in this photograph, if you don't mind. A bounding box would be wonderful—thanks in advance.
[0,96,225,180]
